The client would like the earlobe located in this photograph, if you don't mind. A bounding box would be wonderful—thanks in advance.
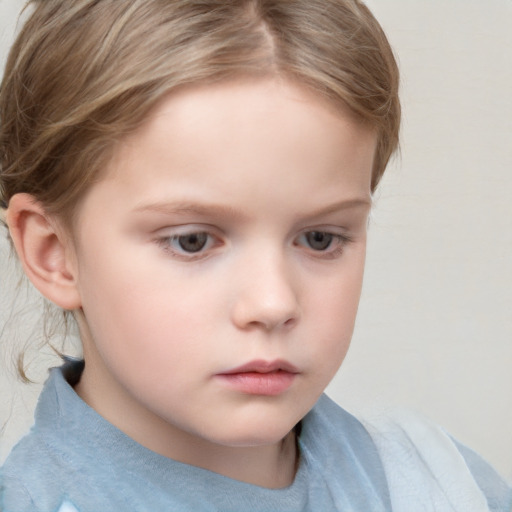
[6,193,82,310]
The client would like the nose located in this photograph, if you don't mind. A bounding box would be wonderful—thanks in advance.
[230,251,301,332]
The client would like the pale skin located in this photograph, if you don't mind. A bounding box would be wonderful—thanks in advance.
[7,78,376,488]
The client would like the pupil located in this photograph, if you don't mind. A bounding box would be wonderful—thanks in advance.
[178,233,207,252]
[307,231,332,250]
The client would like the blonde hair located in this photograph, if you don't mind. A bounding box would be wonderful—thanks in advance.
[0,0,400,222]
[0,0,400,376]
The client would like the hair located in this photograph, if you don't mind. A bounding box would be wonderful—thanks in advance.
[0,0,400,376]
[0,0,400,219]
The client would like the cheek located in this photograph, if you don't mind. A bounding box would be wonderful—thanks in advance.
[313,253,365,324]
[79,264,219,371]
[306,256,366,372]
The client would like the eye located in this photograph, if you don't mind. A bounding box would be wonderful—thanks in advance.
[295,230,352,258]
[174,232,208,253]
[304,231,334,251]
[156,230,219,259]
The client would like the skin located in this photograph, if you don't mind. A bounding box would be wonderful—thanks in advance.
[8,78,376,488]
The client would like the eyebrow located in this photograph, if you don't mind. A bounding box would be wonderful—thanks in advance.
[133,202,250,220]
[304,197,372,219]
[132,197,371,220]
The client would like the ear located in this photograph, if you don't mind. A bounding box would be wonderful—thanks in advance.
[6,193,82,310]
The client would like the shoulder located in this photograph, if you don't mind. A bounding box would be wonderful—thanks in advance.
[1,470,79,512]
[304,393,374,442]
[302,393,384,462]
[0,361,96,511]
[300,394,392,510]
[1,475,78,512]
[1,428,74,512]
[363,409,512,512]
[1,472,40,512]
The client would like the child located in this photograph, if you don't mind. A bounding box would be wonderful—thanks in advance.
[0,1,510,511]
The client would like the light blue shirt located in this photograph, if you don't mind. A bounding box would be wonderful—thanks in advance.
[1,361,510,511]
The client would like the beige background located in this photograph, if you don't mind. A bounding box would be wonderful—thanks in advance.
[1,0,511,479]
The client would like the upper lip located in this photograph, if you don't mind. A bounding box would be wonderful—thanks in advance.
[219,359,299,375]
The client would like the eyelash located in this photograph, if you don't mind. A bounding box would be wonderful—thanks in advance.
[155,231,220,261]
[155,229,353,261]
[294,231,353,260]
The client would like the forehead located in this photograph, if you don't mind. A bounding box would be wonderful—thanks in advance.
[80,78,376,224]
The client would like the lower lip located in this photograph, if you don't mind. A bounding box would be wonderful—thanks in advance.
[216,371,296,396]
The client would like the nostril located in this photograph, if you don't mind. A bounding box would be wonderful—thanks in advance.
[232,304,300,332]
[282,316,298,329]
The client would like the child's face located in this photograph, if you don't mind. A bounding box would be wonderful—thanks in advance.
[69,78,375,454]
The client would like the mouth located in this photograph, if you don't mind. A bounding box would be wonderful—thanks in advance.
[216,359,299,396]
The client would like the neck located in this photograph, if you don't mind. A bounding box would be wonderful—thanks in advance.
[182,430,299,489]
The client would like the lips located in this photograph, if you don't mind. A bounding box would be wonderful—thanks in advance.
[220,359,299,375]
[216,359,299,396]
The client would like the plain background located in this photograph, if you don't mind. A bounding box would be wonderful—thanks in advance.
[0,0,511,479]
